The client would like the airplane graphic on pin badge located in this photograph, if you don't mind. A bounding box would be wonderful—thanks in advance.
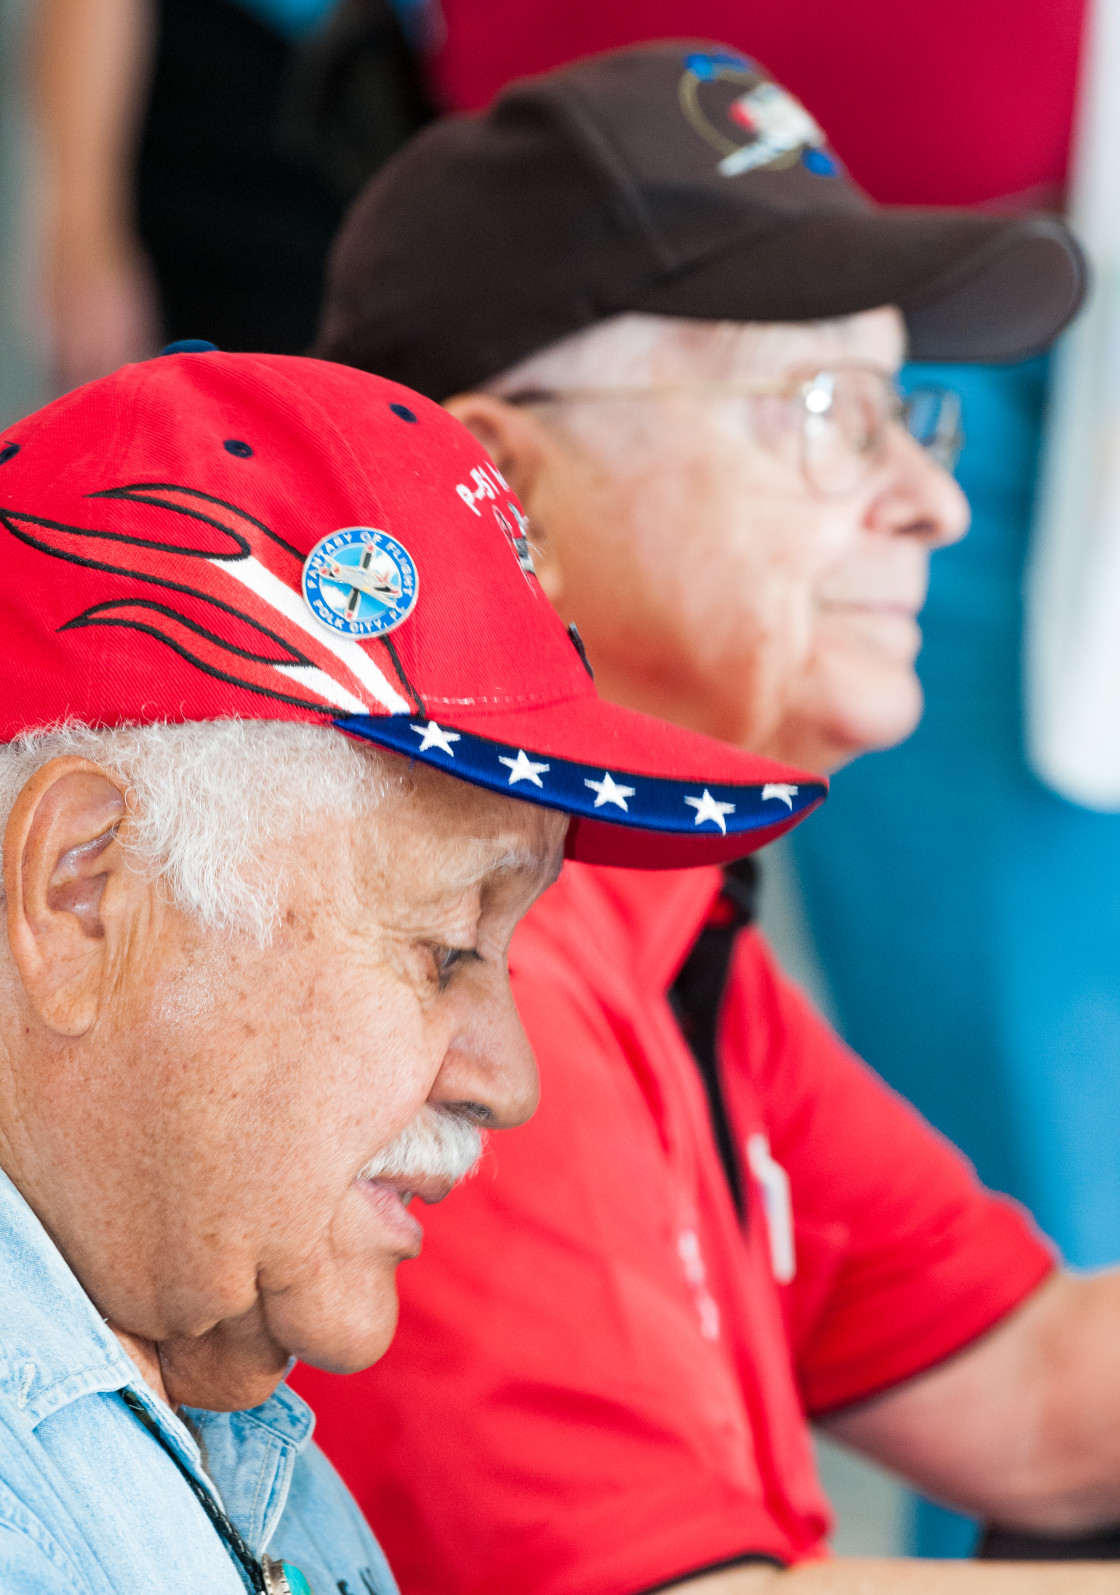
[302,526,419,639]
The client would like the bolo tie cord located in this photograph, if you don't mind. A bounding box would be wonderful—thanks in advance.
[119,1386,267,1594]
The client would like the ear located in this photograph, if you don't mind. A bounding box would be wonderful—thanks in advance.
[444,392,567,606]
[4,758,131,1037]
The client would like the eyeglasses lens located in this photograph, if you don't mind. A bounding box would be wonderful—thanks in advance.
[904,385,965,473]
[802,370,887,496]
[802,373,964,495]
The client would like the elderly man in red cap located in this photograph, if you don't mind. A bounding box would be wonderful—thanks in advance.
[0,344,810,1593]
[296,40,1120,1595]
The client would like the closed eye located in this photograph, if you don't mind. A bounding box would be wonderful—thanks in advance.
[429,944,483,991]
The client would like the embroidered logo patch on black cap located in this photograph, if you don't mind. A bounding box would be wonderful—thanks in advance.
[679,49,837,179]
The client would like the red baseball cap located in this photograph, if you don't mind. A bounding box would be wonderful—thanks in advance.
[0,349,825,866]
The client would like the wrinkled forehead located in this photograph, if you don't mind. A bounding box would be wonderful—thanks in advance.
[417,818,566,898]
[497,307,907,394]
[371,757,567,897]
[647,307,908,381]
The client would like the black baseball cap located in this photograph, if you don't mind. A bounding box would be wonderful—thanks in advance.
[316,41,1087,398]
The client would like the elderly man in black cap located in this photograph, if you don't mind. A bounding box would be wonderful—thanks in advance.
[300,42,1120,1595]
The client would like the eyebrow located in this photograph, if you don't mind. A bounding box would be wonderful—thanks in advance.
[444,841,564,894]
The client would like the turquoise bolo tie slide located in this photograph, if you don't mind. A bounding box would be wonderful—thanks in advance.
[262,1555,314,1594]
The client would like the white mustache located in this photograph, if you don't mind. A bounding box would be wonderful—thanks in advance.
[358,1107,485,1188]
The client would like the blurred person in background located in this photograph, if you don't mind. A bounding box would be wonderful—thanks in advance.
[386,0,1120,1559]
[291,44,1120,1595]
[29,0,428,389]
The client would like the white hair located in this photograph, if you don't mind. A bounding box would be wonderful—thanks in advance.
[0,719,405,944]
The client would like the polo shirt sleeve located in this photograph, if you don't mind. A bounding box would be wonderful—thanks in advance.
[720,930,1057,1416]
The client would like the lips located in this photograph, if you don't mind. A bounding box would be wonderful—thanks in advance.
[819,598,921,618]
[357,1168,460,1253]
[819,598,922,649]
[370,1166,459,1205]
[358,1179,425,1251]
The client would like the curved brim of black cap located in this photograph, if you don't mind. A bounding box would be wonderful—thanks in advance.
[335,696,827,868]
[634,209,1087,364]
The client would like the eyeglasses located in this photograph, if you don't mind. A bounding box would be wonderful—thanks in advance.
[502,367,964,498]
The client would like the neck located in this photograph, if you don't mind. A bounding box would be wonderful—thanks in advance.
[110,1321,173,1406]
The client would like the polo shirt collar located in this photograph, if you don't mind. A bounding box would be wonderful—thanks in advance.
[576,863,725,992]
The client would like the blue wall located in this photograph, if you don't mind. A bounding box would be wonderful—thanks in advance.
[792,358,1120,1554]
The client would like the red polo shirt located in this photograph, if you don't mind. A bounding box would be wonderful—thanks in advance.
[293,862,1053,1595]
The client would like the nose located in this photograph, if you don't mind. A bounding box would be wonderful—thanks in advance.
[871,422,971,550]
[428,975,540,1130]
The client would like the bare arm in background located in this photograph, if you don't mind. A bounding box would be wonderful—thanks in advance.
[676,1562,1117,1593]
[30,0,161,389]
[670,1272,1120,1592]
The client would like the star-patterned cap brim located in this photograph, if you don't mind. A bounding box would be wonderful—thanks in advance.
[335,695,827,868]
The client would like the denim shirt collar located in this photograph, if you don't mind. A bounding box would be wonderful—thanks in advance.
[0,1165,314,1554]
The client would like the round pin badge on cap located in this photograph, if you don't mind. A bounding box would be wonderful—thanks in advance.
[302,526,419,638]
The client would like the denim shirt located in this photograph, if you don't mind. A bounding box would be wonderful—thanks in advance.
[0,1169,398,1595]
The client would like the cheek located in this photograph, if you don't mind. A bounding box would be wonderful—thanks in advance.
[688,502,864,746]
[264,1192,406,1373]
[560,477,657,642]
[250,969,449,1225]
[680,497,834,693]
[594,453,795,654]
[251,974,453,1370]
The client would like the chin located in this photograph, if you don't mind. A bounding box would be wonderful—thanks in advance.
[276,1270,402,1377]
[765,663,925,773]
[830,676,925,765]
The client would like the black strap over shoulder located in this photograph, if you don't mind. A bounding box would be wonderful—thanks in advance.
[671,865,1120,1565]
[669,858,758,1220]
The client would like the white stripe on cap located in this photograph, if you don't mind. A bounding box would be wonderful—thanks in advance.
[272,663,369,715]
[215,554,411,714]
